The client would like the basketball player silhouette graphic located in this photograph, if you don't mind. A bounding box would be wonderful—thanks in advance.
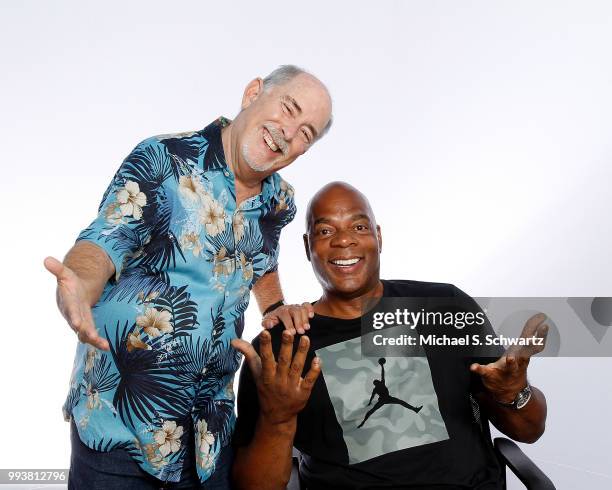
[357,358,423,428]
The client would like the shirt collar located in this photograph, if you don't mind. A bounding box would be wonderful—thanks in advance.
[200,116,278,205]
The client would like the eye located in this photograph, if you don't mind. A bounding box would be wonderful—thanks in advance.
[282,102,293,116]
[355,224,368,231]
[301,128,312,143]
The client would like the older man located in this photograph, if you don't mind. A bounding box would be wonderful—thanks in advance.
[232,182,548,490]
[44,65,332,489]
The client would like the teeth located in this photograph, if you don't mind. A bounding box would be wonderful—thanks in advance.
[331,258,360,266]
[263,130,279,151]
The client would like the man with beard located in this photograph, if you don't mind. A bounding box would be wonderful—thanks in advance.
[232,182,548,490]
[44,65,332,489]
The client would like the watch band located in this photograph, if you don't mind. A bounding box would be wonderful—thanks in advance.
[263,300,285,316]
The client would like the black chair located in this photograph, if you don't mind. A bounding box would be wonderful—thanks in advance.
[287,400,555,490]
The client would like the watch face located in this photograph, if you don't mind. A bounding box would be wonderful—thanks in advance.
[516,386,532,409]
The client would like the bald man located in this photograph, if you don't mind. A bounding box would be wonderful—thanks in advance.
[231,182,548,490]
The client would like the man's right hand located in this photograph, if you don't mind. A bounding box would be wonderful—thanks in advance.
[44,256,110,351]
[231,330,320,425]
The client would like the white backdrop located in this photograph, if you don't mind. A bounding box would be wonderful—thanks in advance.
[1,1,611,488]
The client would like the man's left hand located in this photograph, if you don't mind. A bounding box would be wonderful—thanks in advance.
[470,313,549,404]
[262,302,314,335]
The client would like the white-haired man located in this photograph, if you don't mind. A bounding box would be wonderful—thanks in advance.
[44,65,333,489]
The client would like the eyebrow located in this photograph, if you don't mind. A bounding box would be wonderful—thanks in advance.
[313,214,371,226]
[285,95,319,140]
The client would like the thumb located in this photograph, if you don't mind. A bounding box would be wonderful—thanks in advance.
[470,363,488,377]
[231,339,262,378]
[44,256,67,279]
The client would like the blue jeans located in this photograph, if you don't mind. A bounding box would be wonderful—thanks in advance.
[68,420,233,489]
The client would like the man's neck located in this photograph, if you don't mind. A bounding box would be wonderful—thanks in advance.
[314,280,384,319]
[221,124,264,202]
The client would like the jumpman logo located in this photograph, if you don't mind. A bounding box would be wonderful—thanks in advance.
[357,358,422,428]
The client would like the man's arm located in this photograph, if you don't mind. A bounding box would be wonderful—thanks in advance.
[471,313,549,443]
[231,331,320,490]
[44,241,114,350]
[252,271,314,335]
[475,382,547,444]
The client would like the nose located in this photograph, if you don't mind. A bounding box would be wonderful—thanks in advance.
[281,123,298,141]
[330,229,357,248]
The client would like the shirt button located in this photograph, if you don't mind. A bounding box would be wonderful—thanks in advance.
[223,171,229,177]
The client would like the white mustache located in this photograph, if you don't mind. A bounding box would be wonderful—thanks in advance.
[264,124,289,155]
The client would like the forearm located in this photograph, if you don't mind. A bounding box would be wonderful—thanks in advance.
[252,271,284,313]
[477,385,547,443]
[64,241,115,305]
[233,416,296,490]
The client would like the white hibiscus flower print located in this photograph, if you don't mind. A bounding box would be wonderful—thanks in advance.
[154,420,184,457]
[233,211,245,242]
[179,175,207,203]
[104,202,125,225]
[179,231,203,257]
[136,308,173,338]
[86,383,101,410]
[116,180,147,219]
[196,419,215,455]
[199,198,226,236]
[84,346,99,373]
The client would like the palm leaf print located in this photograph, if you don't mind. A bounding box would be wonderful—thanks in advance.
[108,321,190,427]
[103,265,170,303]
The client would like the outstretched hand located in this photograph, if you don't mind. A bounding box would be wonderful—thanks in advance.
[44,256,109,351]
[231,330,320,425]
[470,313,548,403]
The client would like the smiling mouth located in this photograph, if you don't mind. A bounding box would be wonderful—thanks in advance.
[329,257,362,267]
[263,128,280,152]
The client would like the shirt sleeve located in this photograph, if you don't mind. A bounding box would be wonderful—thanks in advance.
[76,137,168,280]
[263,177,297,275]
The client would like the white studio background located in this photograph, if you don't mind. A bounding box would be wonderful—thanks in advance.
[1,1,611,488]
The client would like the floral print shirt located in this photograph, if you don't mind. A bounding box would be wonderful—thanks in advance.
[63,118,296,483]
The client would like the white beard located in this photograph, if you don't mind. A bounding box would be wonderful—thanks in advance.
[241,142,276,172]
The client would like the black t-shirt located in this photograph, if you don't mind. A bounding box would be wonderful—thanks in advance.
[233,280,504,490]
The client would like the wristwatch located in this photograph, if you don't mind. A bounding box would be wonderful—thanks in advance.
[496,384,532,410]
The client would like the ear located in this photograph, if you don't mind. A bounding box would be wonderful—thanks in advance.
[241,77,264,110]
[376,225,382,253]
[303,233,311,261]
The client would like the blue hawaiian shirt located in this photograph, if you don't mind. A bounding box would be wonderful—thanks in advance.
[63,118,296,483]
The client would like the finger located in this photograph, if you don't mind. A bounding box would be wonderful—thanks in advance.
[82,306,109,351]
[304,302,315,319]
[277,309,296,335]
[231,339,262,378]
[62,296,84,329]
[289,335,310,385]
[299,302,312,331]
[520,313,547,338]
[259,330,276,384]
[301,357,321,392]
[289,306,306,335]
[276,330,295,380]
[261,315,279,329]
[505,355,519,373]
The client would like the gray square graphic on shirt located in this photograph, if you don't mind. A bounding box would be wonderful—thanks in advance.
[316,329,449,464]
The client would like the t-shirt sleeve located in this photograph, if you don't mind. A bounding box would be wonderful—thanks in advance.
[452,286,505,394]
[76,137,167,280]
[232,336,263,448]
